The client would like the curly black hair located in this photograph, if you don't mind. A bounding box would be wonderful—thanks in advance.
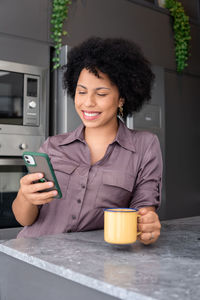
[63,37,155,119]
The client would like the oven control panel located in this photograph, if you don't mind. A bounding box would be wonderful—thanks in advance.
[0,134,45,156]
[23,74,40,126]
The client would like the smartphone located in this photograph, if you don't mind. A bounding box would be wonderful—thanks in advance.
[22,151,62,199]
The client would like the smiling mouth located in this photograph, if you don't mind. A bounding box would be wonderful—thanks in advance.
[82,111,101,120]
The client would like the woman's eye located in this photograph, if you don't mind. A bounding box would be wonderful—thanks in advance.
[97,94,107,97]
[78,91,86,95]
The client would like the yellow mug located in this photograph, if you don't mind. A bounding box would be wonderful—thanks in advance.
[104,208,141,244]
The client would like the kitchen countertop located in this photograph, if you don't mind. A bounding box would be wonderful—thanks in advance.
[0,226,21,243]
[0,216,200,300]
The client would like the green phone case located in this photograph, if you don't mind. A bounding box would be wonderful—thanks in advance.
[22,151,62,199]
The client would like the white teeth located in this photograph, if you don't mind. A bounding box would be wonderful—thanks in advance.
[84,112,100,117]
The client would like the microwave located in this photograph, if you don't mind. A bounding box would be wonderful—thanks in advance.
[0,60,48,156]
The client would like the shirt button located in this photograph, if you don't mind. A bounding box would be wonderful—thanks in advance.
[81,183,85,189]
[72,215,76,220]
[77,199,81,203]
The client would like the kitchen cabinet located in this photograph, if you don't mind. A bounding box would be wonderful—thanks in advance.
[0,0,50,66]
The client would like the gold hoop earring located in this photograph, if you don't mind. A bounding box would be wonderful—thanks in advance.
[119,106,123,118]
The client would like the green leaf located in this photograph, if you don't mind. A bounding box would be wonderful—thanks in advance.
[51,0,71,67]
[52,57,60,62]
[166,0,191,73]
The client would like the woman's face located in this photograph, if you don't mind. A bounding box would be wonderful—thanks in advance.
[75,68,123,129]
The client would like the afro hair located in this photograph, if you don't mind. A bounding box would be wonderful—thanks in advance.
[63,37,155,119]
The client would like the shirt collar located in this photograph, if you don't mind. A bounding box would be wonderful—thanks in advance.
[113,119,136,152]
[57,119,136,152]
[57,123,85,146]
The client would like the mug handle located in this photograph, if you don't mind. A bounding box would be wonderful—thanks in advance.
[137,214,141,236]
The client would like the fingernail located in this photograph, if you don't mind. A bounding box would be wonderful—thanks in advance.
[52,191,57,195]
[48,182,54,187]
[38,173,43,179]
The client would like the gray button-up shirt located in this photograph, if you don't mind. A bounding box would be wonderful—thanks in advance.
[18,120,162,238]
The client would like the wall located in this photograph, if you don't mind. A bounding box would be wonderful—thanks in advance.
[63,0,200,219]
[63,0,200,75]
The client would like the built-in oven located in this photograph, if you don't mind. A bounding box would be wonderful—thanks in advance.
[0,60,48,156]
[0,158,26,229]
[0,60,48,229]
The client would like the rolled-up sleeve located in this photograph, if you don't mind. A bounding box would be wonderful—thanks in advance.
[129,135,163,210]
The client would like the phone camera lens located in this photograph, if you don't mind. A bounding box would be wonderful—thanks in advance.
[27,160,30,164]
[25,156,28,159]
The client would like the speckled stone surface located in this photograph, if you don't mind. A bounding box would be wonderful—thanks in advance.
[0,216,200,300]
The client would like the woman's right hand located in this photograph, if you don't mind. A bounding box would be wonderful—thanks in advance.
[19,172,58,206]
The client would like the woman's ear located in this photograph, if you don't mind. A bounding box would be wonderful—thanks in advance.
[119,98,125,107]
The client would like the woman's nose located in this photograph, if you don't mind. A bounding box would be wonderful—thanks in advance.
[84,94,96,106]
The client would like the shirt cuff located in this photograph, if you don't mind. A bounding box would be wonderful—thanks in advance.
[129,183,161,211]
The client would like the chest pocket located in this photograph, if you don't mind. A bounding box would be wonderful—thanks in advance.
[96,170,135,208]
[50,157,78,199]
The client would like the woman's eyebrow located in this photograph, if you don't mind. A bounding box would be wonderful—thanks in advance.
[77,84,87,89]
[77,84,110,90]
[96,87,111,91]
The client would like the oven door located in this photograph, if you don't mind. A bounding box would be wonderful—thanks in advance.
[0,158,26,228]
[0,70,24,126]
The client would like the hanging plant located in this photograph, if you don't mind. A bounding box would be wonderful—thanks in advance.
[165,0,191,73]
[51,0,72,70]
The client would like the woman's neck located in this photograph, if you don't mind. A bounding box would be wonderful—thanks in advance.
[84,119,119,145]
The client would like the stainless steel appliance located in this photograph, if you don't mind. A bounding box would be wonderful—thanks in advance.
[50,46,81,136]
[0,60,48,228]
[0,159,25,228]
[0,60,48,156]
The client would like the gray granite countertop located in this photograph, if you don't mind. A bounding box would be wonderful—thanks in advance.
[0,216,200,300]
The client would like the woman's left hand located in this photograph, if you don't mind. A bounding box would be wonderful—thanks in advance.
[137,207,161,245]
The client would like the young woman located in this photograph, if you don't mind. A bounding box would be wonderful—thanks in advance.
[13,37,162,245]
